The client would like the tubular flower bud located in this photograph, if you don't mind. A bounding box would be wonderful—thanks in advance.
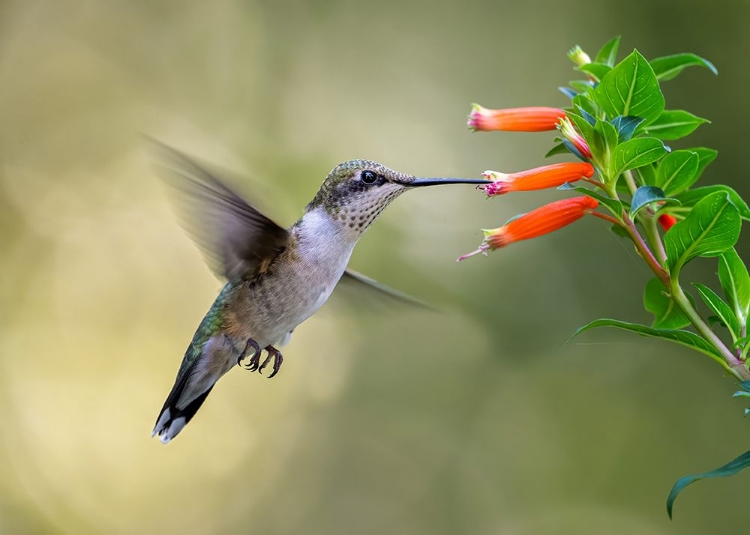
[659,214,677,231]
[468,104,568,132]
[567,45,592,67]
[457,196,599,260]
[557,117,593,159]
[481,162,595,196]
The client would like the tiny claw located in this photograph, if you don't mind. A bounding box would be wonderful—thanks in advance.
[262,345,284,379]
[238,338,262,371]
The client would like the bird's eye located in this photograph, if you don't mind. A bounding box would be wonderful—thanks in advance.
[361,170,378,184]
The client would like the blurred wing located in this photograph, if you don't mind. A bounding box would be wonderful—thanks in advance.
[335,269,433,311]
[150,140,290,281]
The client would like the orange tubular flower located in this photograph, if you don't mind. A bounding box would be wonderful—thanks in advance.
[457,196,599,260]
[659,214,677,231]
[481,162,595,196]
[468,104,567,132]
[557,117,593,159]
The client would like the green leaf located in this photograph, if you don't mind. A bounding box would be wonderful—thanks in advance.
[578,62,612,81]
[630,186,679,218]
[691,147,718,179]
[675,185,750,221]
[646,110,709,141]
[655,150,699,195]
[544,142,570,158]
[650,52,718,82]
[718,249,750,326]
[570,80,596,93]
[594,49,665,124]
[643,278,691,329]
[612,137,667,177]
[572,93,598,118]
[610,116,644,142]
[559,86,578,100]
[573,318,727,370]
[667,449,750,519]
[567,112,597,143]
[664,192,741,275]
[636,163,657,187]
[595,36,621,67]
[693,283,740,339]
[594,120,618,168]
[558,183,623,217]
[610,223,630,239]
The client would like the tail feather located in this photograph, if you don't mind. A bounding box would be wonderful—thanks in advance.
[152,371,214,444]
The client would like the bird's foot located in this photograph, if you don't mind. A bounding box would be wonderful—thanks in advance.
[259,345,283,379]
[237,338,262,371]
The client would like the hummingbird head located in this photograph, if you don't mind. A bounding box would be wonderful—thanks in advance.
[306,159,486,235]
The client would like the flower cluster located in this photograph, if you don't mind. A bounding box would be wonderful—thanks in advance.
[460,107,600,260]
[461,37,750,515]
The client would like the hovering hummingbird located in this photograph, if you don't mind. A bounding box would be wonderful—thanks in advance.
[151,143,485,443]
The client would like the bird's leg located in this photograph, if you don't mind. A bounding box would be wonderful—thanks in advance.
[259,345,284,378]
[237,338,262,371]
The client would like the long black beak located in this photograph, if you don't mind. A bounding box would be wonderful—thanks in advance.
[407,177,489,188]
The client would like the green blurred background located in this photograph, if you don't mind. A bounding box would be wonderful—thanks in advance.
[2,1,749,533]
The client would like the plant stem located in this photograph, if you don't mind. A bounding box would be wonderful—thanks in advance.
[645,214,668,266]
[623,169,639,195]
[622,170,669,266]
[622,212,670,286]
[582,177,606,190]
[590,211,620,226]
[670,279,750,381]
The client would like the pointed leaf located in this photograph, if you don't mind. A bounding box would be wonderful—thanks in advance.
[646,110,709,141]
[664,192,741,275]
[578,62,612,82]
[655,150,699,195]
[675,186,750,221]
[594,50,665,124]
[570,80,596,93]
[558,183,623,217]
[691,147,718,179]
[559,86,578,100]
[612,137,667,177]
[594,120,619,168]
[651,53,718,82]
[578,108,597,127]
[610,116,644,142]
[693,283,740,339]
[595,36,621,67]
[572,93,598,118]
[567,112,597,143]
[610,223,630,239]
[630,186,679,218]
[636,163,657,187]
[719,249,750,326]
[573,319,726,369]
[545,142,570,158]
[667,449,750,519]
[644,278,691,329]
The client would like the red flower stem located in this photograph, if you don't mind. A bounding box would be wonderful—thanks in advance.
[621,211,670,286]
[624,170,669,267]
[589,211,621,226]
[582,177,606,190]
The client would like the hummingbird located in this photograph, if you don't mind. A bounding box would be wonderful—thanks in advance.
[151,143,485,444]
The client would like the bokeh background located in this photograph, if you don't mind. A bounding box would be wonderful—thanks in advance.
[2,1,750,533]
